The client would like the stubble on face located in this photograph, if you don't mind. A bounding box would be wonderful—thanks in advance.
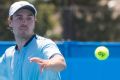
[10,9,35,39]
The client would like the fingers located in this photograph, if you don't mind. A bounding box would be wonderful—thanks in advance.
[40,64,46,74]
[29,57,46,74]
[29,57,43,63]
[29,57,47,69]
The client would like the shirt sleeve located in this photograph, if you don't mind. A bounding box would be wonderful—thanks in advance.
[0,54,9,80]
[41,39,62,59]
[0,46,14,80]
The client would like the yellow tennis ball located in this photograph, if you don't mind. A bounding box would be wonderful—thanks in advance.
[95,46,109,60]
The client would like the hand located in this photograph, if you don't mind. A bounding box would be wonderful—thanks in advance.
[29,57,51,74]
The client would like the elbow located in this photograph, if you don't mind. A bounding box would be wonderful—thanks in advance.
[59,59,67,71]
[63,60,67,70]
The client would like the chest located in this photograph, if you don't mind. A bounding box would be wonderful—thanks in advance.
[10,47,43,80]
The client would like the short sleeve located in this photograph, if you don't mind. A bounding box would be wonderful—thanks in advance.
[0,46,15,80]
[0,54,9,80]
[41,39,62,59]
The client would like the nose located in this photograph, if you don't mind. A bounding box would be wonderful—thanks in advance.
[21,19,27,25]
[22,19,26,23]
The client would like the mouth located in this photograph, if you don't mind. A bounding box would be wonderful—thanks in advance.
[19,26,28,30]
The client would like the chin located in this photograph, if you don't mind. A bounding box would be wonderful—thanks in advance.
[19,33,28,38]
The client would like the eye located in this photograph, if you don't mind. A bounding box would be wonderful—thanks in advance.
[16,16,23,21]
[27,17,32,20]
[27,16,34,21]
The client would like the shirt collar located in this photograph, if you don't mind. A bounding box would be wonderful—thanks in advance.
[15,34,36,50]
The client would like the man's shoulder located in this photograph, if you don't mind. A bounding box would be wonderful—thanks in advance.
[36,35,48,41]
[4,46,15,57]
[35,35,56,47]
[36,35,55,44]
[5,46,15,52]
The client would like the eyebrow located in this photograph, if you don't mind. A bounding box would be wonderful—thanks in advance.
[15,14,34,17]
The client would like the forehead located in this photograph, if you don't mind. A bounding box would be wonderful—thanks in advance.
[13,9,34,16]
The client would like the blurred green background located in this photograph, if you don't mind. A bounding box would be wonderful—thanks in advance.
[0,0,120,41]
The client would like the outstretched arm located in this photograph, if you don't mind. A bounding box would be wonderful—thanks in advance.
[30,54,66,73]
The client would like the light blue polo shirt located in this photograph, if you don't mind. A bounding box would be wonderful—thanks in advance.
[0,34,62,80]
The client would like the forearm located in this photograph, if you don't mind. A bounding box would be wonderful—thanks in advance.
[46,55,66,72]
[30,55,66,72]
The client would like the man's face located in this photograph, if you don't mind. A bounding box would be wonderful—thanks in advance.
[9,9,36,38]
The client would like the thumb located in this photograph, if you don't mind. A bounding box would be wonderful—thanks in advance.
[40,64,46,74]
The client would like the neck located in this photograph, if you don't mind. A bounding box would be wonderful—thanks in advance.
[15,34,33,50]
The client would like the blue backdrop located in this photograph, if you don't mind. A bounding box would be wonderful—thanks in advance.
[0,41,120,80]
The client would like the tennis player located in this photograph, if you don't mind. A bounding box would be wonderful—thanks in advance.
[0,1,66,80]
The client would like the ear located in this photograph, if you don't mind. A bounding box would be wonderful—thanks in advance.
[7,17,13,31]
[35,17,38,24]
[35,17,37,22]
[8,17,12,26]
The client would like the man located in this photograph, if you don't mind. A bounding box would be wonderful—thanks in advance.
[0,1,66,80]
